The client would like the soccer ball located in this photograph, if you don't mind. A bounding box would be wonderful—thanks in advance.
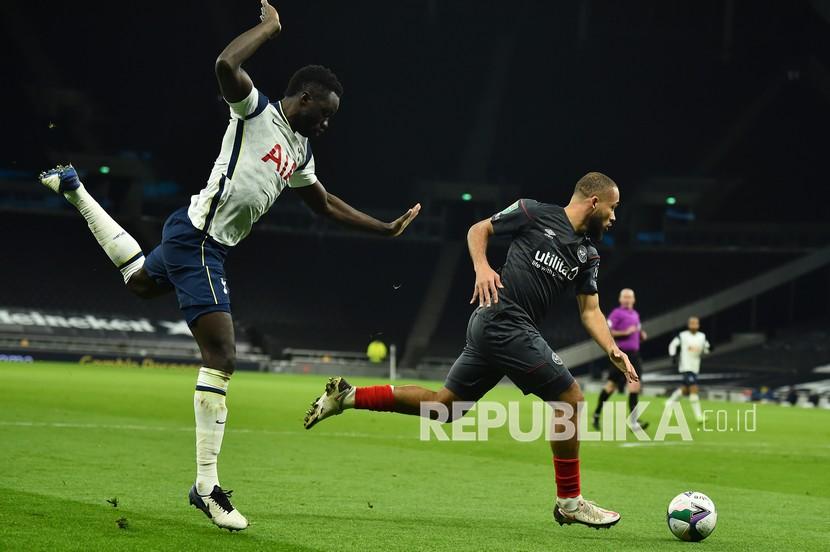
[667,491,717,541]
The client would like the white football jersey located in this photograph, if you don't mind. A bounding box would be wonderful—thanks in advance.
[188,86,317,246]
[669,330,710,374]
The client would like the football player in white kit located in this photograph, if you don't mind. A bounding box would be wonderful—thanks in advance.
[37,0,420,531]
[665,316,711,423]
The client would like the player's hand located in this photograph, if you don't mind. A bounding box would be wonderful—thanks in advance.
[387,203,421,237]
[259,0,281,37]
[609,347,638,383]
[470,265,504,308]
[640,329,648,340]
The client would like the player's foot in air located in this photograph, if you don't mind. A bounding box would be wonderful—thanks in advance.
[554,497,620,529]
[38,164,81,194]
[188,484,248,531]
[631,420,649,431]
[304,376,353,429]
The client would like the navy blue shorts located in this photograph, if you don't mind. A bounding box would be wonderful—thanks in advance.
[682,371,699,386]
[144,207,231,325]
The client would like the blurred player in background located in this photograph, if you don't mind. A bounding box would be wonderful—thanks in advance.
[665,316,710,422]
[37,0,419,531]
[305,173,638,530]
[592,288,648,431]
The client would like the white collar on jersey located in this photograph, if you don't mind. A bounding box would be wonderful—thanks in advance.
[275,101,293,130]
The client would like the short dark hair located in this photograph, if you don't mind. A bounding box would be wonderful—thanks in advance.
[285,65,343,98]
[574,172,617,198]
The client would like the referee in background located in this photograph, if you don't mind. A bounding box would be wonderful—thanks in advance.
[593,288,648,430]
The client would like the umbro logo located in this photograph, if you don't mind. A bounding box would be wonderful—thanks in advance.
[544,228,556,239]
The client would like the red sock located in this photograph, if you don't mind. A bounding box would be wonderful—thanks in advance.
[553,457,580,498]
[354,385,395,411]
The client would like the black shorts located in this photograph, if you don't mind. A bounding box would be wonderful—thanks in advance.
[444,303,575,403]
[608,351,642,390]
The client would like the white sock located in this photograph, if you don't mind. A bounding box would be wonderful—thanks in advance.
[194,367,231,495]
[341,387,357,409]
[557,494,583,512]
[667,388,683,403]
[64,183,144,283]
[689,393,703,422]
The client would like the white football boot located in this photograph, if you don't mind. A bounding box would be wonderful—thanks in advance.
[188,485,248,531]
[554,497,621,529]
[304,376,353,429]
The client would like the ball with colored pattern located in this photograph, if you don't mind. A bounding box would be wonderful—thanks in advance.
[667,491,717,541]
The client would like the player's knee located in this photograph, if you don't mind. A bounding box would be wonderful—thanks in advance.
[125,274,151,298]
[559,381,584,406]
[125,270,157,299]
[207,356,235,375]
[204,343,236,374]
[435,388,465,423]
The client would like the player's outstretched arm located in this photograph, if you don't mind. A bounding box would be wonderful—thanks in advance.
[577,293,638,383]
[468,219,504,307]
[294,180,420,236]
[215,0,281,103]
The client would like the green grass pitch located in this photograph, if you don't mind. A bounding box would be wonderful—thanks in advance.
[1,362,828,551]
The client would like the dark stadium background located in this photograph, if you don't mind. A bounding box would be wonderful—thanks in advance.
[2,0,829,392]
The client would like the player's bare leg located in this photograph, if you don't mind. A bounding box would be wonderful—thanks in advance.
[124,268,172,299]
[304,378,464,428]
[187,311,248,531]
[552,382,621,529]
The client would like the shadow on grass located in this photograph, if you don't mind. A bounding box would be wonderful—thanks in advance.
[0,487,322,552]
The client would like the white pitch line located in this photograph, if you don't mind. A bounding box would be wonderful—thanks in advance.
[618,441,692,448]
[618,439,830,450]
[0,420,412,441]
[7,421,826,450]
